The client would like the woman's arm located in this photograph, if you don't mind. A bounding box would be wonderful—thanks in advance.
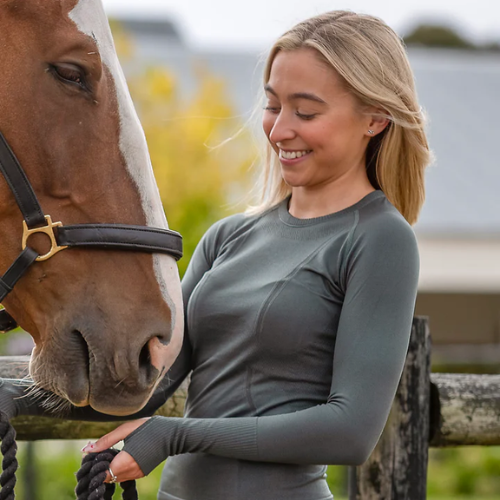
[116,218,420,475]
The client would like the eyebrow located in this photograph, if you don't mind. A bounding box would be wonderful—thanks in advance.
[264,84,326,104]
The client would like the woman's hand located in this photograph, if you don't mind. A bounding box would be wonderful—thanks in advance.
[82,417,151,483]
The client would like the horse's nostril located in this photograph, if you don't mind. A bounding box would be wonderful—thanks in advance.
[72,329,90,368]
[139,340,151,368]
[138,338,156,383]
[138,336,169,382]
[156,334,171,347]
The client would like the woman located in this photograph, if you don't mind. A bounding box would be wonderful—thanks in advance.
[1,10,429,500]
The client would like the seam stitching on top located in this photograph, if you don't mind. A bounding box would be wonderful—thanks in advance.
[339,210,360,290]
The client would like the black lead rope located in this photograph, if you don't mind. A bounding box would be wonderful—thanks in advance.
[0,411,138,499]
[0,412,17,500]
[75,449,138,500]
[0,412,18,500]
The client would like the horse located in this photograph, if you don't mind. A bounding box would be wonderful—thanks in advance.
[0,0,184,416]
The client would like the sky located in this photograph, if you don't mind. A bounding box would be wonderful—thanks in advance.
[101,0,500,50]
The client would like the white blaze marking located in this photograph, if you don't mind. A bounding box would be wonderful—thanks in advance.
[69,0,182,335]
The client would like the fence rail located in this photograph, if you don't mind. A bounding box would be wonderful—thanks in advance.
[1,316,499,499]
[0,356,186,440]
[430,372,500,447]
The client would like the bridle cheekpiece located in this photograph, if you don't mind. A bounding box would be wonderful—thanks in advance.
[0,130,182,333]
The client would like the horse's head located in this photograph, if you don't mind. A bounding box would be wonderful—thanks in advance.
[0,0,183,415]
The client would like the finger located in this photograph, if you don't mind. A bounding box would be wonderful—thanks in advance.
[103,469,112,484]
[81,428,122,454]
[104,451,145,484]
[104,464,119,484]
[82,418,149,454]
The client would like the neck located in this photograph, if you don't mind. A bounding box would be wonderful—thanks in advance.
[288,169,375,219]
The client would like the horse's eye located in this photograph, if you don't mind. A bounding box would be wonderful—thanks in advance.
[50,63,88,90]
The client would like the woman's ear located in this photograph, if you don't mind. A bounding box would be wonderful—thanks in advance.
[365,108,391,137]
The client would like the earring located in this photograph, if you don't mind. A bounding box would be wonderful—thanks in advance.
[368,130,375,135]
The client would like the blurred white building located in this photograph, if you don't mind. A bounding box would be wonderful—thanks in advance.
[119,19,500,366]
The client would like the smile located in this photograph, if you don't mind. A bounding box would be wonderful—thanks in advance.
[279,149,312,160]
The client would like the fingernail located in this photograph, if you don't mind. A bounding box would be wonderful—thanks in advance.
[81,441,96,453]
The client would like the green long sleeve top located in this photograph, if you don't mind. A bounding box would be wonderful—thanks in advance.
[1,190,420,500]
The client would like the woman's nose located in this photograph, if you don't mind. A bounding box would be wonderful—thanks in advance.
[268,113,295,144]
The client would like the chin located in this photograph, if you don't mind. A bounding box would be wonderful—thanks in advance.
[282,177,310,188]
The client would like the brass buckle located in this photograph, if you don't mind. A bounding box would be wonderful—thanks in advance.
[22,215,68,262]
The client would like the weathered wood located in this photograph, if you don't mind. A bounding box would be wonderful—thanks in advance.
[353,316,431,500]
[429,373,500,447]
[0,356,187,440]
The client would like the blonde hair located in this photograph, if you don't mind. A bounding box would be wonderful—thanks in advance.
[247,10,430,225]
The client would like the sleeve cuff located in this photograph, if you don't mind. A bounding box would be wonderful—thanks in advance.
[122,416,259,476]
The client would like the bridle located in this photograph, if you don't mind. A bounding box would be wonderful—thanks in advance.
[0,130,183,333]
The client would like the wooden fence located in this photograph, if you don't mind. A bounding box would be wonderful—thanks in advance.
[1,316,499,499]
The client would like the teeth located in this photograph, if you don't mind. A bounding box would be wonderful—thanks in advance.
[280,149,311,160]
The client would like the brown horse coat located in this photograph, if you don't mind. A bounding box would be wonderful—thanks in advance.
[0,0,183,415]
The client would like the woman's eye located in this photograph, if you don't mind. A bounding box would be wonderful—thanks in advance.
[263,106,280,114]
[296,112,317,120]
[50,63,88,90]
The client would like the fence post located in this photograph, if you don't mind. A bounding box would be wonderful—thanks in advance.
[350,316,431,499]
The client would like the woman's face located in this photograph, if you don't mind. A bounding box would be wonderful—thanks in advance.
[263,48,372,190]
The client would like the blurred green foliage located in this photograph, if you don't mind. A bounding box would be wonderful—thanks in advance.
[404,23,500,51]
[325,465,347,496]
[128,64,256,276]
[427,447,500,497]
[404,24,476,49]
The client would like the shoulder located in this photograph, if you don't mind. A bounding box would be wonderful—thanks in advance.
[339,193,420,292]
[198,212,250,263]
[353,193,418,252]
[343,193,419,277]
[205,213,247,239]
